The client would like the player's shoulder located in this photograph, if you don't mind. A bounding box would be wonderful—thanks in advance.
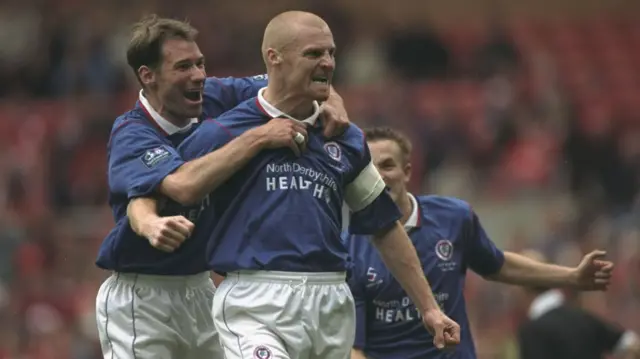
[110,108,159,140]
[112,108,146,129]
[216,97,263,119]
[205,74,267,89]
[332,123,366,153]
[416,195,472,219]
[211,97,265,127]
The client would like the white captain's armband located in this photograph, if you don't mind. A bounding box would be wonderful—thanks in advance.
[345,161,386,212]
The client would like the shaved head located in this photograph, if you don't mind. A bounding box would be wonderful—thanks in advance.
[260,10,335,107]
[262,11,331,65]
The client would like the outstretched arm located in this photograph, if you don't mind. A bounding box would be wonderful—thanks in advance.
[487,250,613,291]
[462,208,613,291]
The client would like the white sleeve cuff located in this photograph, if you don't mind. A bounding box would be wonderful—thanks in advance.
[344,161,385,212]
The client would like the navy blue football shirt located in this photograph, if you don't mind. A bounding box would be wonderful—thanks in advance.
[345,194,505,359]
[177,88,402,273]
[96,75,267,275]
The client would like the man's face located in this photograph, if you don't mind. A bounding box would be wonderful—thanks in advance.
[279,24,335,102]
[148,38,206,120]
[368,139,411,204]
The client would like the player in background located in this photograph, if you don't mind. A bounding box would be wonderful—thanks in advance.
[95,15,349,359]
[160,11,460,359]
[344,127,615,359]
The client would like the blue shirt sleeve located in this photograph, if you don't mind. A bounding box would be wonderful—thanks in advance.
[463,206,505,276]
[108,120,184,198]
[349,190,401,235]
[203,75,267,117]
[177,119,234,161]
[347,136,402,234]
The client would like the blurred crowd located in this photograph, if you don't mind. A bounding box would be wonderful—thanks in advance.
[0,0,638,358]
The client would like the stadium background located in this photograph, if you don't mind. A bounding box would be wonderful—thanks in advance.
[0,0,639,357]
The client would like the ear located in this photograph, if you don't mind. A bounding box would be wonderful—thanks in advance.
[403,162,412,184]
[266,48,282,66]
[138,65,156,87]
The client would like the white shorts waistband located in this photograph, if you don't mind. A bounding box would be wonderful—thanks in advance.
[226,270,346,284]
[111,271,212,288]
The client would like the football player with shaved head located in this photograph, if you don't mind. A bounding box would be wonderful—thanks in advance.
[135,11,460,359]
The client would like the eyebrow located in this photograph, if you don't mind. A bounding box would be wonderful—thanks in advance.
[174,56,205,67]
[302,45,336,53]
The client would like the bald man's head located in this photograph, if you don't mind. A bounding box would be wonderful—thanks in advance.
[260,11,335,102]
[261,11,330,61]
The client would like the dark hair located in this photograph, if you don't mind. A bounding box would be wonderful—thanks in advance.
[126,14,198,85]
[364,127,413,164]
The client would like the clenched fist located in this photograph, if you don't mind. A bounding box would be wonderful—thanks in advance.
[252,118,309,156]
[141,216,195,252]
[422,309,461,351]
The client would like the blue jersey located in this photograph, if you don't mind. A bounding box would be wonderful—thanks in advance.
[177,97,402,273]
[96,75,267,275]
[345,195,505,359]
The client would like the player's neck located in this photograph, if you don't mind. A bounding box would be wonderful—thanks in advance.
[398,192,413,225]
[262,87,314,120]
[143,91,191,128]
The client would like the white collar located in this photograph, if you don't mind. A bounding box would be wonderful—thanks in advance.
[404,193,419,231]
[138,90,198,135]
[528,289,565,320]
[257,87,321,125]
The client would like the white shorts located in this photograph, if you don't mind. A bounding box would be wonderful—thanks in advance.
[213,270,355,359]
[96,272,223,359]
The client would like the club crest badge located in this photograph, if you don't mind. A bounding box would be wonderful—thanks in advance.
[435,239,454,261]
[324,142,341,162]
[254,346,272,359]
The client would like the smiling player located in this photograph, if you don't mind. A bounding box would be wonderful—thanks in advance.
[95,15,350,359]
[345,127,615,359]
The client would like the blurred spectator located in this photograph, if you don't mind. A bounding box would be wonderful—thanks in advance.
[386,24,451,80]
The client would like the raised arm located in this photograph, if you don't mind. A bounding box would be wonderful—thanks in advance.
[127,117,308,249]
[160,118,308,205]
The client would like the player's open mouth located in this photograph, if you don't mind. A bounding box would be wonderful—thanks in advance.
[184,89,202,103]
[311,75,329,85]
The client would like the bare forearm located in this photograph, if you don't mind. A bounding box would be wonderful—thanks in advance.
[127,197,160,236]
[351,348,367,359]
[160,130,265,205]
[371,222,440,312]
[487,251,577,287]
